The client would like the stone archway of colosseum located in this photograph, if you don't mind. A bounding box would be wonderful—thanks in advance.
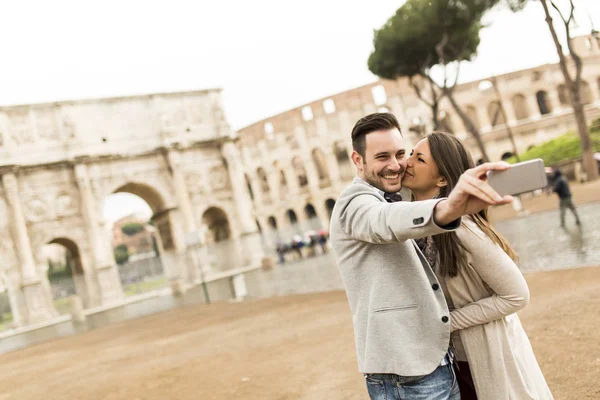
[311,147,330,185]
[334,141,354,181]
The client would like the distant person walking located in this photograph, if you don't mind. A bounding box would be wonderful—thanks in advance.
[551,169,581,227]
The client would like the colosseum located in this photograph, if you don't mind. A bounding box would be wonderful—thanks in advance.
[239,34,600,241]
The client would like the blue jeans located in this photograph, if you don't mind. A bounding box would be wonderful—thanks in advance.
[365,363,460,400]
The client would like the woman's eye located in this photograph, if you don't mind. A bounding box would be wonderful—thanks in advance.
[418,158,425,163]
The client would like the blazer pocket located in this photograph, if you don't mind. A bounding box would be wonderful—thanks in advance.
[373,304,418,314]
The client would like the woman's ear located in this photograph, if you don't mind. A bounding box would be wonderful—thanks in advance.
[436,176,448,188]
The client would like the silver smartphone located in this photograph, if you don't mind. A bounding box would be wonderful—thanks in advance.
[487,158,548,196]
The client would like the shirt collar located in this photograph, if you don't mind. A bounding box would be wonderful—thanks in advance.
[353,176,387,197]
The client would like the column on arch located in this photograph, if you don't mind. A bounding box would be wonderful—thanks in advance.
[1,172,57,323]
[74,163,124,305]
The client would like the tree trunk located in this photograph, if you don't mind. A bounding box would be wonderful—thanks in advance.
[431,100,441,131]
[409,75,442,131]
[573,99,598,181]
[444,88,490,162]
[540,0,598,180]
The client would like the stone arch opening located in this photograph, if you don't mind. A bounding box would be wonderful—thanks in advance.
[292,157,308,188]
[511,94,529,120]
[487,101,506,126]
[273,161,289,201]
[312,148,329,183]
[109,182,173,252]
[536,91,552,115]
[287,209,298,225]
[501,152,514,161]
[325,198,336,219]
[44,237,87,313]
[279,170,288,199]
[268,216,278,229]
[256,167,270,195]
[245,174,254,201]
[202,206,231,243]
[105,182,171,296]
[303,203,322,231]
[305,204,317,219]
[334,141,354,181]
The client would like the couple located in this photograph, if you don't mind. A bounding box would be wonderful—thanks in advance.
[329,113,553,399]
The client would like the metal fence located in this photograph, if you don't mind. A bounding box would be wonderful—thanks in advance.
[117,255,167,296]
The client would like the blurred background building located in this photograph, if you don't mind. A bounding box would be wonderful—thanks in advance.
[0,34,598,330]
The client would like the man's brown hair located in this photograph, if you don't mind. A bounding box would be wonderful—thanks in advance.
[351,113,402,158]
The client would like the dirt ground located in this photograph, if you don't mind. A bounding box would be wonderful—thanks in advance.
[0,266,598,400]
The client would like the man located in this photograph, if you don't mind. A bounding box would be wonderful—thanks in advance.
[329,113,512,399]
[552,168,581,227]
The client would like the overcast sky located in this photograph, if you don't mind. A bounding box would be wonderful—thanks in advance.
[2,0,598,222]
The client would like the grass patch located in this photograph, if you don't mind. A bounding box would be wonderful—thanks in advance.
[124,277,168,296]
[0,312,14,331]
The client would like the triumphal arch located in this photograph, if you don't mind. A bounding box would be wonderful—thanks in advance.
[0,89,260,327]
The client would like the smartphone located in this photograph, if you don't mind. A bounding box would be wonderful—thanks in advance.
[487,159,548,196]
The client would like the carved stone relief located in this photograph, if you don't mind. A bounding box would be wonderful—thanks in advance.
[34,109,60,141]
[25,198,49,222]
[56,193,79,217]
[185,172,207,194]
[8,109,35,146]
[209,165,230,191]
[0,232,15,263]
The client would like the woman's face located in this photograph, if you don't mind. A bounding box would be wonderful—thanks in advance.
[401,138,446,197]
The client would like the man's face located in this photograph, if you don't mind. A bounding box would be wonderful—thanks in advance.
[352,128,406,193]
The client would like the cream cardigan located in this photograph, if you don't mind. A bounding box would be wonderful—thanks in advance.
[445,219,554,400]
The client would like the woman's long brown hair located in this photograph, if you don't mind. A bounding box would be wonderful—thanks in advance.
[426,132,518,277]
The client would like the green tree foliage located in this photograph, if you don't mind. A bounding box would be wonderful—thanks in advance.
[506,122,600,165]
[114,244,129,265]
[121,222,145,236]
[368,0,494,78]
[368,0,499,160]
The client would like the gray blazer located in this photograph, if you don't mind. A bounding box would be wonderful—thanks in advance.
[330,178,460,376]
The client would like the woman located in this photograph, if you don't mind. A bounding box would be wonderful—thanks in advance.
[402,132,553,400]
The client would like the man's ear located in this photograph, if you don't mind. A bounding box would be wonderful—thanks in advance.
[436,176,448,188]
[351,151,363,171]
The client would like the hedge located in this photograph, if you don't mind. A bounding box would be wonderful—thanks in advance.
[507,120,600,165]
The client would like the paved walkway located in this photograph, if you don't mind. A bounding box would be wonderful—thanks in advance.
[489,179,600,222]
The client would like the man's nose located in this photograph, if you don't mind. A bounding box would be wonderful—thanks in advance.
[388,158,401,171]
